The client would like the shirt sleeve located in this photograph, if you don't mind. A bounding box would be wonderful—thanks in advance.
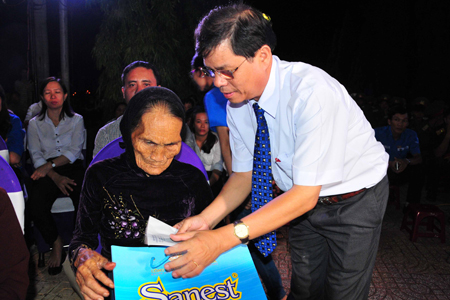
[409,130,421,155]
[27,118,48,168]
[211,139,223,172]
[69,165,103,271]
[227,104,254,173]
[204,91,228,130]
[61,116,85,163]
[6,114,25,157]
[93,127,107,157]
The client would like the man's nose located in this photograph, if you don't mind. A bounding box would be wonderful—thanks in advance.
[136,83,147,93]
[213,75,228,88]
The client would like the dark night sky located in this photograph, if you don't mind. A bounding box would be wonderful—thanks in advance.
[1,0,449,103]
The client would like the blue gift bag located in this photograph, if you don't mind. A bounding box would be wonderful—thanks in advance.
[112,245,267,300]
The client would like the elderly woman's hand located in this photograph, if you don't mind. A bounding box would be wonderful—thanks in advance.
[74,248,116,300]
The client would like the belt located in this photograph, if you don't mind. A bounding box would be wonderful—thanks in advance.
[317,188,366,205]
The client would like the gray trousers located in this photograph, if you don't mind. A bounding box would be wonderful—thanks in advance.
[287,176,389,300]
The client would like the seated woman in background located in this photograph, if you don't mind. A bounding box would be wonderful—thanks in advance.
[27,77,86,275]
[0,84,25,168]
[187,106,223,196]
[69,87,213,300]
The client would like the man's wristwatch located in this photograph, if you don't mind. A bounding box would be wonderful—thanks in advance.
[50,160,56,168]
[233,220,249,245]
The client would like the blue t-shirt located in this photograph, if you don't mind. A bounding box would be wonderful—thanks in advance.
[204,87,228,132]
[6,113,25,157]
[374,126,420,160]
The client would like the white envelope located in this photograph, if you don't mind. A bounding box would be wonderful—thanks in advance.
[144,216,179,246]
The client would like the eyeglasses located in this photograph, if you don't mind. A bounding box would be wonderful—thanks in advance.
[203,58,247,80]
[190,67,210,78]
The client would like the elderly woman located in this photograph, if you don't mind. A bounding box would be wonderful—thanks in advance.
[27,77,85,275]
[69,87,213,300]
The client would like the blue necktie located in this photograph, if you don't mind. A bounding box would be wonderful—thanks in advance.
[251,102,276,257]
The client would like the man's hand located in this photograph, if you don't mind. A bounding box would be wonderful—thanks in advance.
[52,174,77,196]
[389,158,408,173]
[30,162,52,180]
[164,229,228,279]
[173,215,211,233]
[75,248,116,300]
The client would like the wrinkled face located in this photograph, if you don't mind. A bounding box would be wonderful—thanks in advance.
[193,112,209,137]
[204,41,267,104]
[122,67,158,103]
[132,105,182,175]
[42,81,67,110]
[388,113,409,136]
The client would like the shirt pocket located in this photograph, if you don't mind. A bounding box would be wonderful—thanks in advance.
[275,152,293,178]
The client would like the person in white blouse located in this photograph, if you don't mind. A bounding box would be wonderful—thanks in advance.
[187,106,223,195]
[27,77,86,276]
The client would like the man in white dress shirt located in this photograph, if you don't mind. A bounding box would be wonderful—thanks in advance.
[165,4,389,300]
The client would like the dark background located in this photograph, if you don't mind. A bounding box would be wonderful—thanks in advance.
[1,0,449,102]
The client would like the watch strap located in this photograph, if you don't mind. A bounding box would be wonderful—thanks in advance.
[233,219,249,245]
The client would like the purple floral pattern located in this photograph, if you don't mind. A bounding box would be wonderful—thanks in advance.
[103,190,145,240]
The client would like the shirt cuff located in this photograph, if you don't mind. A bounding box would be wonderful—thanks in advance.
[62,151,77,163]
[34,158,48,169]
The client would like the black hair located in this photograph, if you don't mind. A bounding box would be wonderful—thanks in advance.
[121,60,161,86]
[191,52,205,70]
[195,3,277,59]
[189,106,217,154]
[388,105,408,120]
[183,96,196,107]
[120,86,185,164]
[0,84,12,140]
[38,77,74,121]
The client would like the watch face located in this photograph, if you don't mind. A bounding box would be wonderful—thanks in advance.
[235,223,249,239]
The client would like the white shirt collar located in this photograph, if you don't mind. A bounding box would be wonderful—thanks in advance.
[254,55,280,119]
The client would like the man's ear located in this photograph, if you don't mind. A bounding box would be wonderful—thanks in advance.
[122,86,125,99]
[257,45,272,66]
[387,119,392,126]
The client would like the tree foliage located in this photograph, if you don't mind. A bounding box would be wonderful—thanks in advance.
[88,0,225,110]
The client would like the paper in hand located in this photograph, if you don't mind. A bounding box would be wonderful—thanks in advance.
[144,216,179,246]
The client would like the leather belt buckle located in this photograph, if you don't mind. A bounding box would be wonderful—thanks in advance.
[318,197,333,205]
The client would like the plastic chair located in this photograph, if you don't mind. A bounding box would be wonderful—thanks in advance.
[401,204,446,243]
[91,137,209,180]
[0,156,25,233]
[0,136,9,163]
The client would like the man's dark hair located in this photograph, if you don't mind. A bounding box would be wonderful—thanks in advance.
[195,4,277,59]
[38,77,75,121]
[388,105,408,120]
[121,61,161,86]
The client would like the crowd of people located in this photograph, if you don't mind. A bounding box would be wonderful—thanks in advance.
[353,93,450,205]
[1,3,449,300]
